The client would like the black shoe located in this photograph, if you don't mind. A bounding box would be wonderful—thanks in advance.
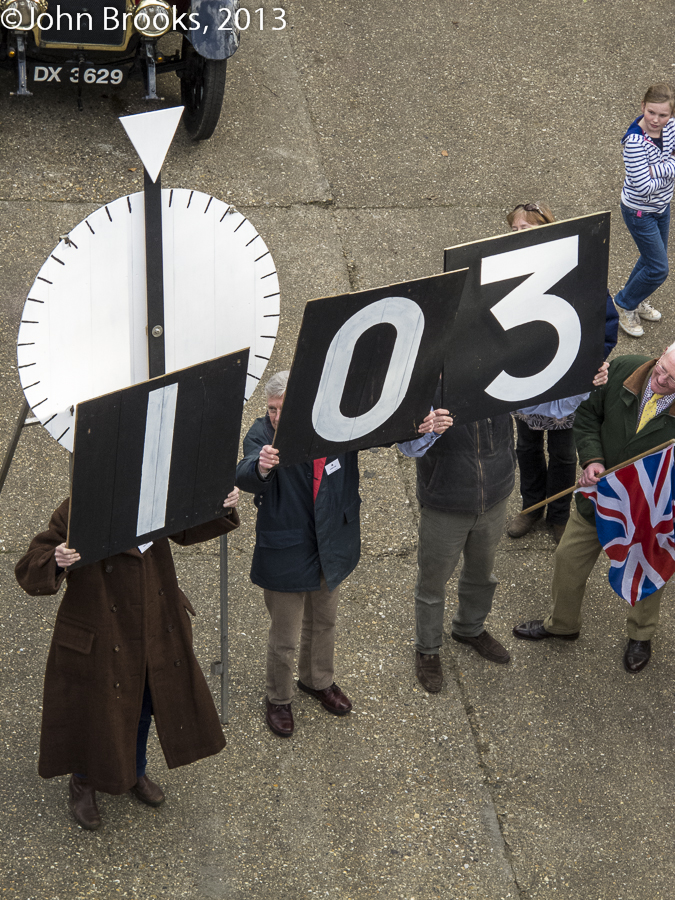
[415,651,443,692]
[623,639,651,673]
[512,619,580,641]
[451,630,510,664]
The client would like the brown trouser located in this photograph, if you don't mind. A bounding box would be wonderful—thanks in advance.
[263,576,340,705]
[544,505,664,641]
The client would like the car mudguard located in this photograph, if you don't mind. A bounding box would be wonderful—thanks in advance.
[184,0,239,60]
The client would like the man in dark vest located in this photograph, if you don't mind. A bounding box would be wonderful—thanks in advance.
[399,394,516,693]
[236,371,360,737]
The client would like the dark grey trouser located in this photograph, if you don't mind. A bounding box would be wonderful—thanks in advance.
[414,498,509,653]
[263,576,340,705]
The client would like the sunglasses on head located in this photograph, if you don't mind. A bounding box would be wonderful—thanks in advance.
[513,203,545,216]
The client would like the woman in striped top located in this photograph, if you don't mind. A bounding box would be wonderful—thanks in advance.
[614,83,675,338]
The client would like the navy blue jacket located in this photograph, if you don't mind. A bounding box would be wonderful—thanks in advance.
[604,290,619,358]
[235,415,361,592]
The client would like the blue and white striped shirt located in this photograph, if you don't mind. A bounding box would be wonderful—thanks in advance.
[621,116,675,213]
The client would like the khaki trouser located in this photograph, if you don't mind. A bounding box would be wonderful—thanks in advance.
[264,577,340,705]
[544,505,664,641]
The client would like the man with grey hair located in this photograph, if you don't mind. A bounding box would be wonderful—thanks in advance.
[514,349,675,673]
[235,371,360,737]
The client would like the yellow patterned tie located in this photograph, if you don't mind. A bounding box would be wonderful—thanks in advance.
[637,392,663,432]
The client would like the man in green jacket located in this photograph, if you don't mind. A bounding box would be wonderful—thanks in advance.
[513,350,675,673]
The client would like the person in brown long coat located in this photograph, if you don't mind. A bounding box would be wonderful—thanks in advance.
[14,490,240,830]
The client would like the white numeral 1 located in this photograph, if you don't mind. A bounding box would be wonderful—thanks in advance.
[136,383,178,536]
[482,236,581,402]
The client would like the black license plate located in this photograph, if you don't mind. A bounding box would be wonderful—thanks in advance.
[31,63,128,87]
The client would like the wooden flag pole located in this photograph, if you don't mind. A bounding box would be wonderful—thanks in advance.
[520,438,675,516]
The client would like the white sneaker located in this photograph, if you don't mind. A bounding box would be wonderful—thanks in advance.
[637,300,662,321]
[615,303,644,337]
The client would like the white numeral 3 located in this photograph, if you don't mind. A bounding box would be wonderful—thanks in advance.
[481,236,581,402]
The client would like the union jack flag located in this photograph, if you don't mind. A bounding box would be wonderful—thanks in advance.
[577,445,675,605]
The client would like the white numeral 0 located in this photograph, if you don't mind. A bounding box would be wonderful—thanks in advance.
[312,296,425,442]
[481,235,581,402]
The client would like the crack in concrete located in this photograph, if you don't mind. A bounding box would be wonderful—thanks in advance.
[282,25,334,211]
[0,196,505,216]
[391,441,527,894]
[324,194,358,291]
[444,649,528,898]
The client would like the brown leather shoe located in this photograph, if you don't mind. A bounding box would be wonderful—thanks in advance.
[265,697,294,736]
[415,651,443,693]
[131,774,165,807]
[451,630,510,664]
[507,510,543,538]
[68,775,102,830]
[297,680,352,715]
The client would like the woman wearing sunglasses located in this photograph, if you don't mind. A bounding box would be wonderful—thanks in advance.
[505,203,619,543]
[614,83,675,338]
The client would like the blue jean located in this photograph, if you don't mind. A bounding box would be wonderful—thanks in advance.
[135,679,153,778]
[614,202,670,311]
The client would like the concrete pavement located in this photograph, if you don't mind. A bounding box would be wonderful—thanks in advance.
[2,1,675,897]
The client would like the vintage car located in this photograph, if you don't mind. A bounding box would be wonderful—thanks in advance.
[0,0,239,140]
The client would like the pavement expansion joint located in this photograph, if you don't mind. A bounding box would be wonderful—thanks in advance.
[0,196,96,207]
[443,646,525,897]
[332,210,359,293]
[240,198,335,210]
[325,201,500,212]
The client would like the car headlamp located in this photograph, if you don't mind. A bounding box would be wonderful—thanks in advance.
[1,0,47,29]
[134,0,172,38]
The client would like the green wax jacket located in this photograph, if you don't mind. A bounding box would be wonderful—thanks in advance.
[573,355,675,523]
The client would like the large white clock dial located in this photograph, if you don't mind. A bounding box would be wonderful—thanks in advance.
[16,189,280,451]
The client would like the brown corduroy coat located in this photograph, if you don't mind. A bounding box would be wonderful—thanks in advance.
[15,499,238,794]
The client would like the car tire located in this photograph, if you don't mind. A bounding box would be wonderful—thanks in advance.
[179,37,227,141]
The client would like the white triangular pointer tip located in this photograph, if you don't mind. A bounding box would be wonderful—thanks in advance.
[119,107,184,183]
